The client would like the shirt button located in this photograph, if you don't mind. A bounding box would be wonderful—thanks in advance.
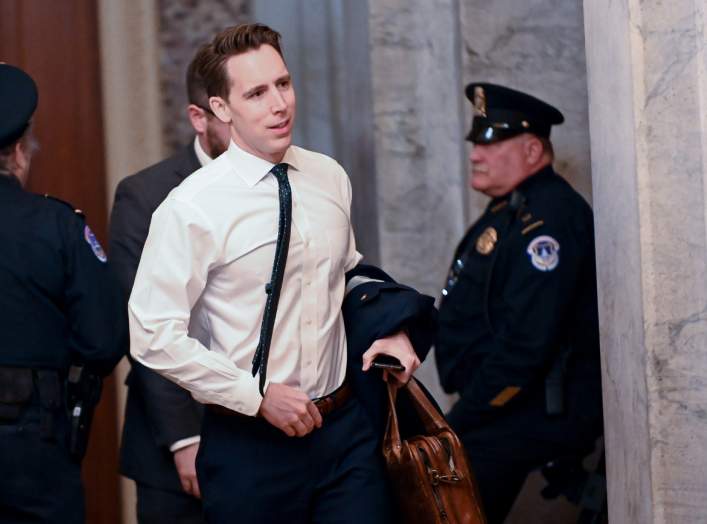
[305,280,311,287]
[304,239,310,247]
[305,319,313,326]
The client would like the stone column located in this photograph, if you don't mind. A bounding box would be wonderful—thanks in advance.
[584,1,707,522]
[98,2,164,522]
[368,0,468,407]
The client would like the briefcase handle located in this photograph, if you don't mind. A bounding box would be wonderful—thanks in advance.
[384,378,449,450]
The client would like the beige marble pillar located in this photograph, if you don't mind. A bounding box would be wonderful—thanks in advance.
[584,1,707,522]
[97,1,164,522]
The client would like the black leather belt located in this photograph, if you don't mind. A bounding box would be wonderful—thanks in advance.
[208,380,352,419]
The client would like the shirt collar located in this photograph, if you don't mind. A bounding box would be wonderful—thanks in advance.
[225,140,301,188]
[193,136,214,167]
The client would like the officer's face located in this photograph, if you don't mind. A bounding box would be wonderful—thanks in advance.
[209,45,296,163]
[468,135,528,197]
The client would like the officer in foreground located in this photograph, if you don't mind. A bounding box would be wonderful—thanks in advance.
[0,64,125,522]
[435,83,604,523]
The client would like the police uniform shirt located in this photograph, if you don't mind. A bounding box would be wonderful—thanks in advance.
[0,173,124,375]
[436,166,600,429]
[129,141,362,416]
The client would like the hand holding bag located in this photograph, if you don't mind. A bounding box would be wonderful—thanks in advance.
[383,378,486,524]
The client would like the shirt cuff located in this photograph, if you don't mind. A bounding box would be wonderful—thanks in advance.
[169,435,201,452]
[216,375,270,417]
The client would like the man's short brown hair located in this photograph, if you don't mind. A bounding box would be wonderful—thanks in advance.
[196,24,284,101]
[186,43,211,110]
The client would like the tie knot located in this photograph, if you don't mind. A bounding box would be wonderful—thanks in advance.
[270,163,289,181]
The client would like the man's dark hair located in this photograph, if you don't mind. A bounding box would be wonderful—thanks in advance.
[186,43,212,110]
[197,24,284,101]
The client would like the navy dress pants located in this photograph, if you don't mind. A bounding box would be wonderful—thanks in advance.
[196,397,391,524]
[0,404,83,523]
[136,483,205,524]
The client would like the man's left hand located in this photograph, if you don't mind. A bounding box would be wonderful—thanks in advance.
[362,331,420,386]
[173,442,201,499]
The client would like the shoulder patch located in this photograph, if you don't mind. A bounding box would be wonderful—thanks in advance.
[44,194,85,217]
[84,225,107,263]
[526,235,559,271]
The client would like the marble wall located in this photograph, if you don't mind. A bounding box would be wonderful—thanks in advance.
[367,0,468,408]
[584,0,707,522]
[158,0,249,152]
[368,0,467,297]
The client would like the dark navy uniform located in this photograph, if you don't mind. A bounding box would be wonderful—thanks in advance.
[0,64,125,523]
[436,83,603,523]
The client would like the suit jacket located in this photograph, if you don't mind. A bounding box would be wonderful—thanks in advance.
[110,143,203,492]
[343,265,438,438]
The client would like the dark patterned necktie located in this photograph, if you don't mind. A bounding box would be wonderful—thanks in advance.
[251,163,292,395]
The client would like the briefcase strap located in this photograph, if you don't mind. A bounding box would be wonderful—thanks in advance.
[385,378,450,450]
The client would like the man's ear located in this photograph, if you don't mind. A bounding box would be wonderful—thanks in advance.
[524,135,544,165]
[12,141,30,185]
[209,96,231,124]
[187,104,207,135]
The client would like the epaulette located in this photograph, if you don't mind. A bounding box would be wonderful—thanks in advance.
[44,194,85,217]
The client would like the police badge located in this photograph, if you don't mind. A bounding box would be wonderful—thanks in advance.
[526,235,560,271]
[476,227,498,255]
[84,225,107,263]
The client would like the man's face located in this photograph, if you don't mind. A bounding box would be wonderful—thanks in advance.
[212,45,295,163]
[468,135,528,197]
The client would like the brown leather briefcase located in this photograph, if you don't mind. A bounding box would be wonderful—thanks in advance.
[382,378,486,524]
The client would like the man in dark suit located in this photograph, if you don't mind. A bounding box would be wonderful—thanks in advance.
[109,45,230,524]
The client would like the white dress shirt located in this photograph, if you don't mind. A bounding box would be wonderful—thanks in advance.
[129,141,362,416]
[169,137,212,453]
[193,135,213,167]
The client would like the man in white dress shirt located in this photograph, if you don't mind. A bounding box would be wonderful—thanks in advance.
[128,23,419,523]
[111,43,231,523]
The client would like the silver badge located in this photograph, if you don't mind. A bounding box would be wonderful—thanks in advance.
[526,235,559,271]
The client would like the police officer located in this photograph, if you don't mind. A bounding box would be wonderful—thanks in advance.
[435,83,604,523]
[0,64,126,522]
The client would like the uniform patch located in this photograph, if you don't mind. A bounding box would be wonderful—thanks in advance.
[526,235,559,271]
[84,225,107,263]
[475,227,498,255]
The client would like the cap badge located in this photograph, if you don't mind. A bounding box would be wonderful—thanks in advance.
[527,235,559,271]
[84,225,108,263]
[476,227,498,255]
[473,86,487,118]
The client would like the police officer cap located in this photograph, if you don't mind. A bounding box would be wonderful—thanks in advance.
[465,82,563,145]
[0,64,38,149]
